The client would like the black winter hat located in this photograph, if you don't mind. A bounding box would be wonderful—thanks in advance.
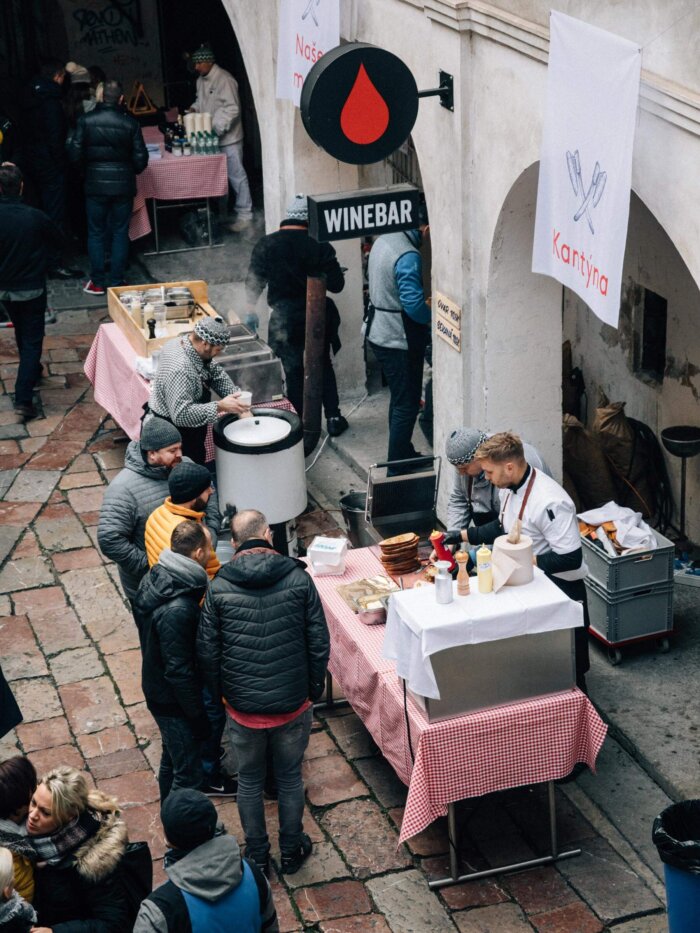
[168,462,212,504]
[140,418,182,451]
[161,789,217,851]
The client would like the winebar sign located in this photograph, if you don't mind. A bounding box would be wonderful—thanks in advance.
[308,185,420,242]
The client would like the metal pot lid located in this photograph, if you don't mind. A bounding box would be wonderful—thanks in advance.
[223,414,291,447]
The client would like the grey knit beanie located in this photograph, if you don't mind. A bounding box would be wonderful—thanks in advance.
[286,193,308,222]
[194,317,230,347]
[140,418,182,452]
[445,428,489,465]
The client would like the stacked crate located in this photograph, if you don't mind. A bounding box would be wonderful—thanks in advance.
[582,529,674,660]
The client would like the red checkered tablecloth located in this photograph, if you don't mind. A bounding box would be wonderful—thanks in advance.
[84,323,293,459]
[129,127,228,240]
[311,548,608,843]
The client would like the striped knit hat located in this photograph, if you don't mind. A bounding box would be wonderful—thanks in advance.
[446,428,489,465]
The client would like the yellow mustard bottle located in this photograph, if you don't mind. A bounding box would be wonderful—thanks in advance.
[476,545,493,593]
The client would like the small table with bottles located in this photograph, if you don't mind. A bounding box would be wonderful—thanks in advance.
[129,126,228,254]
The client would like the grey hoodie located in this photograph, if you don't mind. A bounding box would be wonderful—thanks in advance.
[133,833,279,932]
[97,441,220,601]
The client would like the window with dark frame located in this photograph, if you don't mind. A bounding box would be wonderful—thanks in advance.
[633,286,667,383]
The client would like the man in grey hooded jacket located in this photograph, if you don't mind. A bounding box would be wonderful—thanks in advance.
[134,789,278,932]
[97,418,220,602]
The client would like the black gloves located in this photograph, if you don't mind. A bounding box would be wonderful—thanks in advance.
[442,530,463,546]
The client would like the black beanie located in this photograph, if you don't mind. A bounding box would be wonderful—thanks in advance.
[168,462,211,504]
[161,789,217,852]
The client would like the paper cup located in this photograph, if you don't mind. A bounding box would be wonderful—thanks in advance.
[237,391,253,407]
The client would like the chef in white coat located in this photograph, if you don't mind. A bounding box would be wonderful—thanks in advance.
[444,431,590,691]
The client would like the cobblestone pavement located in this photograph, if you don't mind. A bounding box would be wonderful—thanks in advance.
[0,311,668,932]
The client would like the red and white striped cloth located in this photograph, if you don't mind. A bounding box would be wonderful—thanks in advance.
[129,127,228,240]
[311,548,608,843]
[84,323,293,460]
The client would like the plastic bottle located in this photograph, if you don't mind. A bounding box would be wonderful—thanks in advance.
[476,545,493,594]
[196,131,204,154]
[190,132,197,154]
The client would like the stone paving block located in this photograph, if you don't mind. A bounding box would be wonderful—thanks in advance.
[302,754,368,806]
[319,916,392,933]
[59,471,103,490]
[0,440,20,453]
[0,556,55,594]
[26,414,65,436]
[4,469,60,502]
[12,677,63,722]
[0,423,28,440]
[67,485,105,514]
[354,755,407,808]
[0,452,31,469]
[607,914,668,933]
[50,361,86,375]
[281,841,351,889]
[0,595,10,615]
[389,808,448,856]
[31,743,85,776]
[128,702,159,744]
[269,880,303,932]
[16,716,72,752]
[453,902,534,932]
[0,732,20,757]
[25,439,84,470]
[320,798,411,878]
[0,615,47,680]
[98,769,160,808]
[305,729,338,760]
[88,746,149,780]
[30,607,88,655]
[34,510,91,551]
[13,585,67,616]
[556,836,662,922]
[52,548,104,573]
[49,646,104,685]
[49,348,80,361]
[80,510,101,526]
[366,869,456,932]
[141,736,162,774]
[12,530,41,559]
[106,648,144,705]
[79,724,137,759]
[0,411,22,426]
[123,802,167,860]
[295,879,372,923]
[501,865,577,915]
[19,436,48,453]
[0,527,22,565]
[0,502,42,525]
[0,469,19,496]
[529,900,604,932]
[59,676,128,734]
[67,453,97,474]
[61,566,139,654]
[325,710,378,759]
[92,445,126,471]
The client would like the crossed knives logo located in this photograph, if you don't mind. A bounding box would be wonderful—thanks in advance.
[566,150,607,235]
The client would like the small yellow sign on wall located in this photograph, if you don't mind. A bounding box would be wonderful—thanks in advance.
[434,291,461,352]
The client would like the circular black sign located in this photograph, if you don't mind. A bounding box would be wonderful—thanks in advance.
[300,43,418,165]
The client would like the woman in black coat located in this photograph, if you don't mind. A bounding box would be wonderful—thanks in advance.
[27,766,132,933]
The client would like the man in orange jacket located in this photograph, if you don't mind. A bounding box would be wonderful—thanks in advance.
[145,462,221,578]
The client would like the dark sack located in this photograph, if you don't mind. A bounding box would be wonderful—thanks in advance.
[562,415,618,510]
[120,840,153,922]
[593,396,656,518]
[653,802,700,875]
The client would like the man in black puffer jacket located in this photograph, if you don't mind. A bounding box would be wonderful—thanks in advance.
[197,509,329,878]
[68,78,148,296]
[133,520,213,801]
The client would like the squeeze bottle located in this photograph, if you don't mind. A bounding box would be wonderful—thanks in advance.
[476,545,493,593]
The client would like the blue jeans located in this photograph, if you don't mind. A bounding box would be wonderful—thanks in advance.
[85,195,132,287]
[6,293,46,407]
[201,686,226,778]
[153,713,204,801]
[227,707,312,860]
[222,142,253,218]
[369,335,428,467]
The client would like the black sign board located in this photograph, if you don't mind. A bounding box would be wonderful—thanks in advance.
[301,44,418,165]
[308,185,420,242]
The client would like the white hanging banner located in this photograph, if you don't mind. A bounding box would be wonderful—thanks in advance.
[276,0,340,107]
[532,12,641,328]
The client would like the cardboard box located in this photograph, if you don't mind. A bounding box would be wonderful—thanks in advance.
[107,280,238,357]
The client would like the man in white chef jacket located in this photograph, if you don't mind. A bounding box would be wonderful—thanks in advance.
[444,431,590,692]
[189,44,253,232]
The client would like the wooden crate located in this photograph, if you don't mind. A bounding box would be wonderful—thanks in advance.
[107,280,222,357]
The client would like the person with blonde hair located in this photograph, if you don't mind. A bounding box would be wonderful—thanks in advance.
[0,845,36,931]
[26,766,134,931]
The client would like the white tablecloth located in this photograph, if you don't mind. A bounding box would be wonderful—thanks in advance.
[383,568,583,699]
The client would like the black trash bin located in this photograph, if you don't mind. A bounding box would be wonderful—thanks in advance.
[652,800,700,932]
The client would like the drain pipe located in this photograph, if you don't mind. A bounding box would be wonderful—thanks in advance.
[303,275,327,456]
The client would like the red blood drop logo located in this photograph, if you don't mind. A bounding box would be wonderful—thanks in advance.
[340,64,389,145]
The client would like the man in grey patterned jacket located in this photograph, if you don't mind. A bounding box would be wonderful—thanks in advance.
[148,317,250,465]
[97,418,221,603]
